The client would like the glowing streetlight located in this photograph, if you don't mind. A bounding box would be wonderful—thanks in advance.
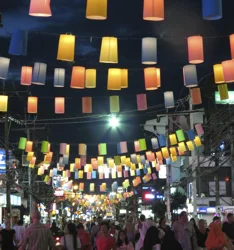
[73,185,78,191]
[109,116,119,128]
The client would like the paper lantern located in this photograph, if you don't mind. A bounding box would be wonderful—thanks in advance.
[54,68,65,87]
[143,0,164,21]
[70,66,85,89]
[110,96,120,113]
[176,130,185,142]
[29,0,52,17]
[164,91,174,108]
[100,37,118,63]
[137,94,147,111]
[27,97,38,114]
[99,143,107,155]
[144,67,160,90]
[90,183,95,192]
[213,64,224,84]
[78,170,84,179]
[86,0,107,20]
[21,66,32,86]
[41,141,49,153]
[134,141,140,152]
[121,69,128,88]
[187,36,204,64]
[230,34,234,60]
[186,141,194,151]
[8,30,28,56]
[195,124,204,136]
[170,147,177,157]
[79,144,87,156]
[60,143,67,155]
[79,183,84,191]
[183,65,198,87]
[82,97,92,113]
[194,136,202,147]
[117,141,128,154]
[222,60,234,83]
[32,62,47,85]
[55,97,65,114]
[186,130,196,140]
[18,137,27,150]
[158,134,166,147]
[202,0,222,20]
[178,142,186,153]
[0,96,8,112]
[114,156,121,165]
[161,147,169,159]
[139,138,147,151]
[169,134,177,145]
[107,69,121,90]
[131,154,137,164]
[85,69,96,88]
[151,138,159,149]
[190,88,202,105]
[0,57,10,79]
[57,34,75,62]
[218,84,229,100]
[142,38,157,64]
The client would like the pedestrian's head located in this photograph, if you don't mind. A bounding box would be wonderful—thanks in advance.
[198,219,207,230]
[213,216,220,223]
[76,223,85,234]
[100,221,109,235]
[97,216,102,224]
[32,210,41,223]
[179,211,188,223]
[12,216,18,224]
[67,223,77,235]
[140,214,146,222]
[227,213,234,223]
[117,230,128,246]
[51,222,56,228]
[143,226,160,250]
[159,216,166,227]
[5,218,11,229]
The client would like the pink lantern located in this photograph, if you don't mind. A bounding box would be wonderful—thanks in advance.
[222,60,234,83]
[80,156,86,166]
[87,172,92,180]
[124,171,129,178]
[21,66,32,86]
[195,124,204,136]
[55,97,65,114]
[29,0,52,17]
[59,143,67,155]
[99,173,104,179]
[119,141,128,154]
[134,141,140,152]
[137,94,147,111]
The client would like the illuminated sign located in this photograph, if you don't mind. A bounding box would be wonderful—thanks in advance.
[0,149,6,173]
[215,91,234,104]
[145,193,155,199]
[54,190,64,197]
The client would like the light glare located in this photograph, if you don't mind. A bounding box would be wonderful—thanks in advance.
[109,116,119,128]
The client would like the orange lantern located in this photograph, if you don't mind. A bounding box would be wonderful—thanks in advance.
[27,96,38,113]
[144,67,160,90]
[143,0,164,21]
[190,88,202,105]
[82,97,92,113]
[107,68,121,90]
[25,141,33,152]
[21,66,32,86]
[70,66,85,89]
[222,60,234,83]
[187,36,204,64]
[55,97,65,114]
[229,34,234,60]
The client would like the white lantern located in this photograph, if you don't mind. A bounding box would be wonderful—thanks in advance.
[54,68,65,87]
[32,62,47,85]
[0,57,10,80]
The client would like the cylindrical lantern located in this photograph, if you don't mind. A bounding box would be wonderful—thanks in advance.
[55,97,65,114]
[190,88,202,105]
[195,124,204,136]
[70,66,85,89]
[82,97,92,113]
[121,69,128,88]
[29,0,52,17]
[32,62,47,85]
[186,141,194,151]
[164,91,174,108]
[99,37,118,63]
[218,84,229,100]
[25,141,33,153]
[99,143,107,155]
[143,0,164,21]
[137,94,147,111]
[21,66,32,86]
[144,67,160,90]
[183,65,198,87]
[27,96,38,113]
[202,0,222,20]
[18,137,27,150]
[194,136,202,147]
[187,36,204,64]
[60,143,67,155]
[222,60,234,83]
[0,57,10,80]
[142,38,157,64]
[0,96,8,112]
[86,0,107,20]
[79,144,87,156]
[107,69,121,90]
[41,141,49,153]
[57,34,75,62]
[161,147,169,159]
[110,96,120,113]
[213,64,224,84]
[151,138,159,149]
[90,183,95,192]
[139,138,147,151]
[176,130,185,142]
[134,141,140,152]
[54,68,65,87]
[8,29,28,56]
[85,69,96,88]
[230,34,234,60]
[169,134,177,145]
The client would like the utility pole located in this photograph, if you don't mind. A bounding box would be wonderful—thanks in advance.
[4,113,11,218]
[215,156,220,215]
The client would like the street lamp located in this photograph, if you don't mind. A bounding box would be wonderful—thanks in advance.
[109,116,119,128]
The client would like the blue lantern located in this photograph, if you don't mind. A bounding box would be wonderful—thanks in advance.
[142,37,157,65]
[164,91,175,109]
[8,29,28,56]
[183,65,198,88]
[202,0,222,20]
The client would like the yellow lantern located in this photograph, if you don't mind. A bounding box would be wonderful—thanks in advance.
[57,34,75,62]
[86,0,107,20]
[85,69,96,88]
[178,142,186,153]
[213,64,225,84]
[161,147,169,159]
[121,69,128,88]
[100,37,118,63]
[194,136,202,147]
[170,147,177,157]
[186,141,194,151]
[0,95,8,112]
[169,134,177,145]
[107,68,121,90]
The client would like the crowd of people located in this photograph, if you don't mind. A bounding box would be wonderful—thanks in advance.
[0,210,234,250]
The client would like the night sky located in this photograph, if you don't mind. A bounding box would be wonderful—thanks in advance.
[0,0,233,158]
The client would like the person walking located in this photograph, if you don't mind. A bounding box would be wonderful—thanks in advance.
[196,219,209,250]
[77,223,92,250]
[0,218,17,250]
[19,210,56,250]
[13,219,25,247]
[116,230,134,250]
[60,223,81,250]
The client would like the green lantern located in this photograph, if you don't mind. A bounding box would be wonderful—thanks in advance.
[41,141,49,153]
[139,138,147,151]
[110,96,120,113]
[114,156,121,165]
[99,143,107,155]
[18,137,27,150]
[176,129,185,142]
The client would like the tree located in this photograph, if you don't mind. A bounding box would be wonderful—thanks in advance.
[152,200,166,218]
[171,191,187,213]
